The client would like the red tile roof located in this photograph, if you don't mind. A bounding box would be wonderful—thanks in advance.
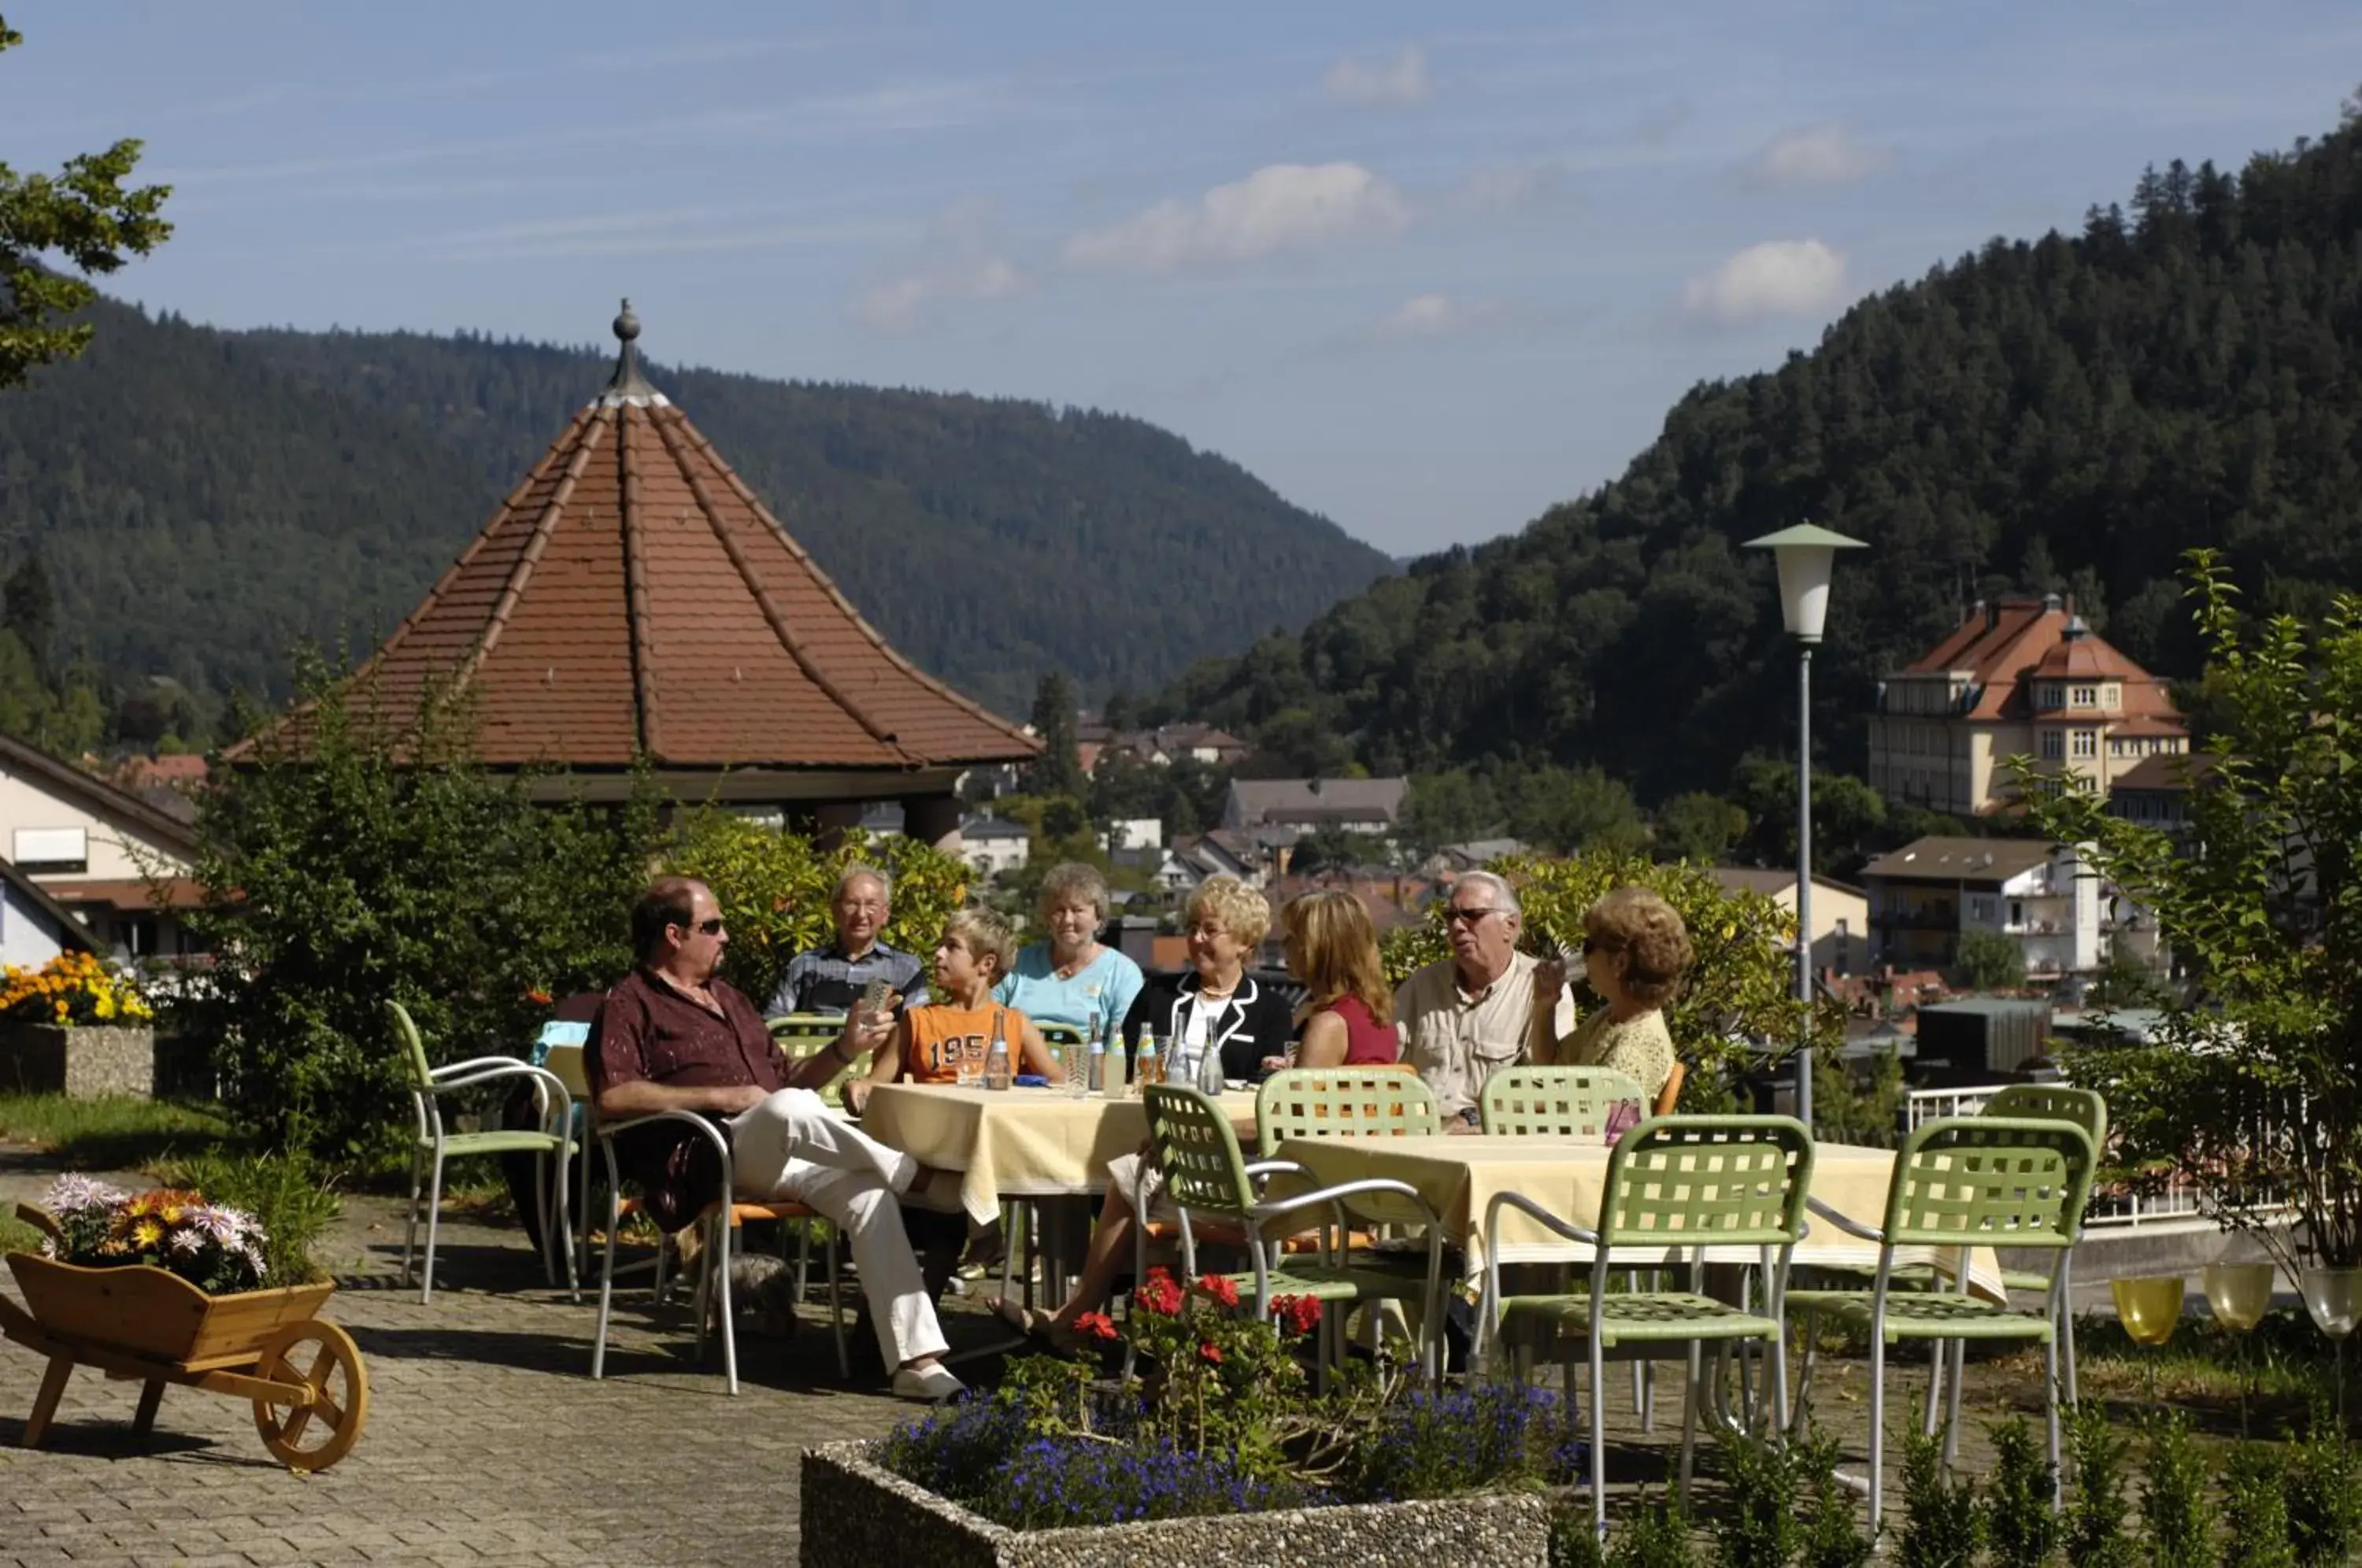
[244,305,1038,775]
[1899,597,2183,731]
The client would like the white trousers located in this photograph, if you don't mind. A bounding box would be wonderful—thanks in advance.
[724,1088,948,1369]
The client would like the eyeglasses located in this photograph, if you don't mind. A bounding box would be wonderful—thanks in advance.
[1445,905,1499,925]
[682,917,725,937]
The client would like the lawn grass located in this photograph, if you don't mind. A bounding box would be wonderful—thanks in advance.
[0,1093,244,1172]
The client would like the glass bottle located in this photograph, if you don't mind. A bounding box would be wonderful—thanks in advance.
[983,1025,1012,1092]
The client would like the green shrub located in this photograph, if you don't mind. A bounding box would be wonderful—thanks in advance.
[2063,1402,2138,1568]
[1611,1490,1701,1568]
[2141,1412,2214,1568]
[155,1148,339,1285]
[1797,1429,1873,1568]
[2221,1443,2297,1568]
[2285,1408,2362,1568]
[1898,1428,1981,1568]
[1982,1417,2060,1568]
[1712,1427,1805,1568]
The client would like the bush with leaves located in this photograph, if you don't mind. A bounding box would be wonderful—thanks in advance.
[1898,1428,1982,1568]
[659,809,971,1008]
[1712,1427,1806,1568]
[1980,1417,2059,1568]
[2012,553,2362,1268]
[2285,1405,2362,1568]
[1382,852,1839,1108]
[2062,1402,2138,1568]
[2142,1412,2214,1568]
[179,657,661,1161]
[2222,1442,2297,1568]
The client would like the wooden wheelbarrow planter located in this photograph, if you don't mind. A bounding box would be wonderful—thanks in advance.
[0,1204,368,1471]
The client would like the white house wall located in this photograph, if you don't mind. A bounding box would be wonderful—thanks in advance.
[0,770,187,882]
[0,882,70,970]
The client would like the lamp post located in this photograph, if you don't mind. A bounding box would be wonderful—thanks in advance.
[1744,523,1867,1130]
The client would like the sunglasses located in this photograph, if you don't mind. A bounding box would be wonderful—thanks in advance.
[679,917,725,937]
[1445,905,1499,924]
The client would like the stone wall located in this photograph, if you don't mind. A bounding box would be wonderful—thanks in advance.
[800,1440,1559,1568]
[0,1024,157,1098]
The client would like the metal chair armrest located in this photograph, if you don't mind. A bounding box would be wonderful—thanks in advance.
[1250,1176,1441,1232]
[430,1055,532,1081]
[1804,1195,1886,1244]
[1483,1188,1601,1250]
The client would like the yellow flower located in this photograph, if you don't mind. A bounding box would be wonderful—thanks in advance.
[131,1219,163,1249]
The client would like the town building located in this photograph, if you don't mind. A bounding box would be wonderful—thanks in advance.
[231,303,1038,849]
[1859,835,2103,980]
[1867,595,2187,816]
[960,815,1031,878]
[1707,867,1871,977]
[0,734,205,962]
[1220,777,1409,839]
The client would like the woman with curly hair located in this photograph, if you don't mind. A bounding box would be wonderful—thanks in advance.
[1537,886,1690,1104]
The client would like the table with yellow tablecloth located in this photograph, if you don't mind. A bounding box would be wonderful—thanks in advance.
[861,1083,1262,1228]
[1276,1133,2007,1300]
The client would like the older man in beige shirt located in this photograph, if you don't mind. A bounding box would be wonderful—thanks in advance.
[1394,871,1575,1130]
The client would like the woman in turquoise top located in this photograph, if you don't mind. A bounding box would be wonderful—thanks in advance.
[994,862,1145,1041]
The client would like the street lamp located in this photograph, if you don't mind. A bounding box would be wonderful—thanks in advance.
[1744,522,1868,1130]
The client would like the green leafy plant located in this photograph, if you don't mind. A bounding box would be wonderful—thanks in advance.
[2012,553,2362,1269]
[1712,1427,1805,1568]
[1982,1417,2060,1568]
[659,810,971,1008]
[2221,1443,2297,1568]
[2141,1412,2214,1568]
[1898,1428,1982,1568]
[1382,852,1841,1106]
[1609,1490,1703,1568]
[1797,1429,1873,1568]
[154,1148,339,1286]
[2063,1402,2138,1568]
[2285,1406,2362,1568]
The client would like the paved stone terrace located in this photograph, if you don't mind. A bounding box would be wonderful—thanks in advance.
[0,1160,934,1568]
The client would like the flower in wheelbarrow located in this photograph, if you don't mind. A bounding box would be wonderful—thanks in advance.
[168,1227,205,1256]
[40,1173,128,1215]
[1072,1311,1120,1341]
[130,1218,164,1250]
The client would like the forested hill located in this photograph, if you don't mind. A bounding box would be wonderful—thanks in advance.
[0,299,1390,719]
[1153,106,2362,804]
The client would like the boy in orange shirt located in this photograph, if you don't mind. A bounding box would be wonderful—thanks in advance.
[845,908,1061,1110]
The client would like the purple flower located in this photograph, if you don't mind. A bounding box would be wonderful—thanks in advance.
[42,1174,128,1215]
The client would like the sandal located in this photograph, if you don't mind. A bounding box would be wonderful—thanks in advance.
[990,1296,1055,1339]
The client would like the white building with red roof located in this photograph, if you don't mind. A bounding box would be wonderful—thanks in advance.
[1868,594,2187,816]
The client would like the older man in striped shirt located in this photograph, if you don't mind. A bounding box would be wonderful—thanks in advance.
[766,864,929,1019]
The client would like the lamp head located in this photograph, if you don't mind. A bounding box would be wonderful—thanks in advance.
[1744,523,1868,643]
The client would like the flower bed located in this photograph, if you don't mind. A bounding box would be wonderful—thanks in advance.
[35,1174,269,1292]
[831,1268,1577,1563]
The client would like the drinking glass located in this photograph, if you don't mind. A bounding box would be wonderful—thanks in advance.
[955,1055,980,1089]
[2112,1275,2185,1406]
[2301,1266,2362,1423]
[2203,1261,2275,1434]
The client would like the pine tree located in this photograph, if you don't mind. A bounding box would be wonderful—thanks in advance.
[1025,671,1086,801]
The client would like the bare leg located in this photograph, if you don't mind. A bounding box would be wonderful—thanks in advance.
[1043,1184,1141,1327]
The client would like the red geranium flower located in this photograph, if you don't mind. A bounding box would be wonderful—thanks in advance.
[1270,1293,1322,1335]
[1198,1341,1224,1365]
[1135,1274,1184,1316]
[1196,1273,1241,1308]
[525,988,553,1006]
[1072,1311,1119,1341]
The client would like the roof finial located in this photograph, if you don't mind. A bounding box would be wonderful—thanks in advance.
[600,296,665,408]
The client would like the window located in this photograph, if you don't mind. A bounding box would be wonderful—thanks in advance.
[1968,897,1994,923]
[2040,730,2064,760]
[2038,684,2064,709]
[2071,686,2097,708]
[2071,730,2097,759]
[2102,683,2121,710]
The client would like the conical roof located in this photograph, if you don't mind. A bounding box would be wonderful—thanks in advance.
[334,302,1038,775]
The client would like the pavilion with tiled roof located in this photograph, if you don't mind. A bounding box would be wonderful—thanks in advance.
[246,303,1038,845]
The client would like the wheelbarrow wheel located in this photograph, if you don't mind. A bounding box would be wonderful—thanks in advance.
[251,1319,369,1472]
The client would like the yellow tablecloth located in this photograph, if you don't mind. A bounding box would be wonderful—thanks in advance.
[862,1084,1261,1227]
[1277,1134,2006,1301]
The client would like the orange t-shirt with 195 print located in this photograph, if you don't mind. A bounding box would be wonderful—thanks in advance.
[901,1001,1029,1084]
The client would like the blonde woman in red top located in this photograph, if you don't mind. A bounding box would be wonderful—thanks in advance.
[1278,889,1399,1070]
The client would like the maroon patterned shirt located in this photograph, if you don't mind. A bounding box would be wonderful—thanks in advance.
[587,968,789,1233]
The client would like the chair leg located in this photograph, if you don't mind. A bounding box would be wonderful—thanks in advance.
[1589,1335,1609,1545]
[795,1217,813,1304]
[713,1211,739,1396]
[553,1147,578,1302]
[420,1148,447,1304]
[1943,1337,1966,1466]
[400,1146,424,1287]
[1679,1343,1702,1505]
[2060,1298,2079,1406]
[533,1152,553,1288]
[2044,1330,2064,1509]
[592,1204,620,1380]
[1867,1334,1888,1537]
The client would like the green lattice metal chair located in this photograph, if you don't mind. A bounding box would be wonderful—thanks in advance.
[391,1000,578,1305]
[1479,1115,1816,1543]
[1478,1065,1643,1138]
[1785,1115,2096,1536]
[1142,1084,1449,1381]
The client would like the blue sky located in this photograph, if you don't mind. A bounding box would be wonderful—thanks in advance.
[9,2,2361,556]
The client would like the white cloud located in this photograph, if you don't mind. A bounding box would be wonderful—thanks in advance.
[1321,46,1431,108]
[1371,293,1501,339]
[853,256,1020,330]
[1063,163,1410,275]
[1749,123,1892,187]
[1683,239,1848,325]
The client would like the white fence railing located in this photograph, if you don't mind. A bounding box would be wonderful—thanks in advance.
[1901,1085,2232,1231]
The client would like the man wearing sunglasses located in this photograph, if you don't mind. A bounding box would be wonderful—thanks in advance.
[1393,871,1574,1132]
[588,876,964,1402]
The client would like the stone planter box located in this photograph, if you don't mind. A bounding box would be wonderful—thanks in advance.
[0,1023,157,1097]
[799,1439,1557,1568]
